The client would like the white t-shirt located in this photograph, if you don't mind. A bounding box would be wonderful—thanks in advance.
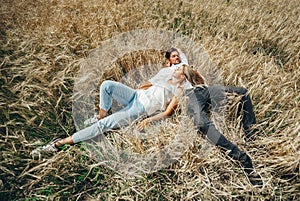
[137,83,180,116]
[148,52,193,90]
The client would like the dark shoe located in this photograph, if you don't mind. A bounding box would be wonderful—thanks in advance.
[216,135,263,186]
[246,170,263,187]
[239,152,253,171]
[231,148,263,186]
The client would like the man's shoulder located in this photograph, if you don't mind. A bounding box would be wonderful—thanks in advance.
[157,67,174,73]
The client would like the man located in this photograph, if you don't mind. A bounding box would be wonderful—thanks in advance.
[138,47,189,90]
[82,48,188,125]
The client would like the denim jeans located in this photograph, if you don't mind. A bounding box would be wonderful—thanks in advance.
[72,81,146,143]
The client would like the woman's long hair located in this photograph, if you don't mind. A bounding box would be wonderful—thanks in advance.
[182,64,207,87]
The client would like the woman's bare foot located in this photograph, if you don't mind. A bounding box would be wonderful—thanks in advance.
[97,108,108,120]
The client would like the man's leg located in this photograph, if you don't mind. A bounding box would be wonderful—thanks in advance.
[74,93,145,144]
[225,86,258,139]
[187,88,262,186]
[208,86,258,139]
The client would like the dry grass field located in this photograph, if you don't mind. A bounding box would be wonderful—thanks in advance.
[0,0,299,200]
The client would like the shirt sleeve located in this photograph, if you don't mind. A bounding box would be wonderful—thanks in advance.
[148,68,173,84]
[180,52,189,65]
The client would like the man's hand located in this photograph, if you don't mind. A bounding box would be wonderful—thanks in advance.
[165,60,171,67]
[138,82,152,90]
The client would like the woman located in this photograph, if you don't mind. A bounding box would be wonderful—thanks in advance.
[184,67,263,186]
[94,47,188,120]
[32,64,197,155]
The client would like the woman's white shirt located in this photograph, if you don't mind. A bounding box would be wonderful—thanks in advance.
[137,83,181,116]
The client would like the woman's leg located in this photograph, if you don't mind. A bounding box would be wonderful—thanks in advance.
[198,113,263,186]
[98,80,136,119]
[215,134,263,186]
[69,93,145,145]
[187,88,262,186]
[187,87,223,144]
[188,94,255,173]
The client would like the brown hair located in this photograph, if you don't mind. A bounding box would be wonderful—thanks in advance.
[182,64,206,86]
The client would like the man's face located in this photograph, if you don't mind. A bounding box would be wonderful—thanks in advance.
[169,51,180,65]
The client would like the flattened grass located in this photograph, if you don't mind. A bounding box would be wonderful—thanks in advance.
[0,0,299,200]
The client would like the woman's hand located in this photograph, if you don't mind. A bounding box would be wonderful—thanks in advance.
[136,118,152,131]
[136,96,179,131]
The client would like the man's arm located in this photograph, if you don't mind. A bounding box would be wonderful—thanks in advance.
[139,48,188,89]
[138,81,152,90]
[177,48,189,65]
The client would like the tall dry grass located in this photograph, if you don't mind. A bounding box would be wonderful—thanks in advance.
[0,0,299,200]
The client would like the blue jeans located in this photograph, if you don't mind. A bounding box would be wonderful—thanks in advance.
[72,81,146,143]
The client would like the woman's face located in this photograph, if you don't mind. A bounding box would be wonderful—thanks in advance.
[173,66,185,81]
[168,51,180,65]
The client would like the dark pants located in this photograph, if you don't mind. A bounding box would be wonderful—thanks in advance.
[186,86,257,172]
[208,86,257,138]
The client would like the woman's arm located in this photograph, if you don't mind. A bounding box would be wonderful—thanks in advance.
[136,95,179,131]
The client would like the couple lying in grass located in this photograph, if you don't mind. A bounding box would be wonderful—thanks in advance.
[32,48,263,186]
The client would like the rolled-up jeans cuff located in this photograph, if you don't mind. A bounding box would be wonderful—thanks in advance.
[72,122,104,143]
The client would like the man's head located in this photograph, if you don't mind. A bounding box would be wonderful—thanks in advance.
[165,48,180,66]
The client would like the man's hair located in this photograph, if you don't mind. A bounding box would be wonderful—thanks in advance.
[165,48,179,59]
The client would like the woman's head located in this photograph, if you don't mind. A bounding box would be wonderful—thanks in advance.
[182,64,206,86]
[172,64,206,86]
[165,48,180,65]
